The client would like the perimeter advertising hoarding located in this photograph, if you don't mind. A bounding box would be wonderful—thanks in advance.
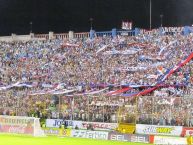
[71,130,109,140]
[0,116,34,135]
[46,119,80,128]
[181,127,193,137]
[108,131,149,143]
[136,124,183,136]
[108,131,130,142]
[43,128,71,136]
[130,134,149,143]
[46,119,117,130]
[153,136,187,145]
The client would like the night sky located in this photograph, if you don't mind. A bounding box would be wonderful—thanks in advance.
[0,0,193,35]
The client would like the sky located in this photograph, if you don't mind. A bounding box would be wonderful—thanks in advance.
[0,0,193,35]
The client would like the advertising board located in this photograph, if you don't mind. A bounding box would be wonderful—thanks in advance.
[108,131,149,143]
[46,119,117,130]
[71,130,109,140]
[181,127,193,137]
[0,116,34,135]
[154,136,187,145]
[43,128,71,136]
[136,124,182,136]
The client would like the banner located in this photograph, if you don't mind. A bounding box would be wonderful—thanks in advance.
[108,132,130,142]
[122,21,132,30]
[71,130,109,140]
[153,136,187,145]
[181,127,193,137]
[46,119,118,130]
[107,87,131,96]
[43,128,71,136]
[122,87,157,97]
[121,52,193,98]
[0,125,33,135]
[108,132,149,143]
[46,119,81,128]
[159,52,193,82]
[0,116,44,136]
[80,122,118,131]
[130,134,149,143]
[162,27,183,33]
[136,124,183,136]
[117,123,135,134]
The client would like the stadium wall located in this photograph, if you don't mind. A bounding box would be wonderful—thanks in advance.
[0,26,192,42]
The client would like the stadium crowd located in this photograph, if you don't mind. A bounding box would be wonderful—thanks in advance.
[0,29,193,126]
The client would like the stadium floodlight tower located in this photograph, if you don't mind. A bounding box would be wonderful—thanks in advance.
[89,18,94,30]
[160,14,163,27]
[150,0,152,30]
[30,21,33,33]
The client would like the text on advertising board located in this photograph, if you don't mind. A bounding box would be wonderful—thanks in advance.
[71,130,108,140]
[136,124,183,136]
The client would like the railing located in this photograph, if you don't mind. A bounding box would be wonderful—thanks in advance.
[34,34,49,39]
[54,33,69,39]
[74,32,89,38]
[96,31,112,37]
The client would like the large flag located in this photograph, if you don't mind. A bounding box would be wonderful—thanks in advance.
[84,88,108,95]
[122,87,157,97]
[123,52,193,98]
[107,87,131,96]
[96,45,109,54]
[159,52,193,82]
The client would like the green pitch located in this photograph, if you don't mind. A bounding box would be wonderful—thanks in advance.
[0,134,150,145]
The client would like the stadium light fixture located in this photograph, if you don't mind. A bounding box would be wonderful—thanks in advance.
[89,18,94,30]
[150,0,152,30]
[160,14,163,27]
[30,21,33,33]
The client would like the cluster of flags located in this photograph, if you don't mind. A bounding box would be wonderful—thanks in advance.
[0,82,33,91]
[1,51,192,98]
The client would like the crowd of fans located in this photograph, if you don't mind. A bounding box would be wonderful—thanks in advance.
[0,28,193,126]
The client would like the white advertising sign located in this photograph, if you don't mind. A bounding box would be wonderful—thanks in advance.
[46,119,117,130]
[80,122,118,130]
[71,130,109,140]
[154,136,186,145]
[136,124,183,136]
[46,119,82,128]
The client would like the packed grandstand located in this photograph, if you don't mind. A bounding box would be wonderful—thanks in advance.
[0,26,193,144]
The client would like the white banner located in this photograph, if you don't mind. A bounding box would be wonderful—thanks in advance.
[80,122,118,131]
[46,119,64,128]
[46,119,117,130]
[136,124,183,136]
[71,130,109,140]
[154,136,186,145]
[0,115,45,136]
[46,119,82,128]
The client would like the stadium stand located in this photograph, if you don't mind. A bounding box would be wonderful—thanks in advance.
[0,26,193,128]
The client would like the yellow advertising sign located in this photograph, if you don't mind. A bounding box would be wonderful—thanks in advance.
[117,123,135,134]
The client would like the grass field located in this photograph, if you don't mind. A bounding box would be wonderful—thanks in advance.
[0,134,150,145]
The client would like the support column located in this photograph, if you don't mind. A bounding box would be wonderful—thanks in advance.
[69,31,74,40]
[49,31,54,40]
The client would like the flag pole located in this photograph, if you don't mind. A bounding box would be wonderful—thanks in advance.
[150,0,152,30]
